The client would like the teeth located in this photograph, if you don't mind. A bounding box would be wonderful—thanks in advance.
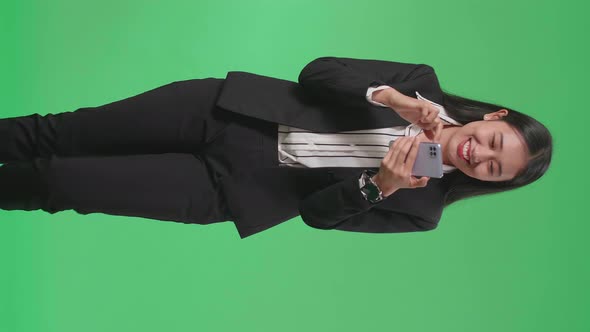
[462,139,470,161]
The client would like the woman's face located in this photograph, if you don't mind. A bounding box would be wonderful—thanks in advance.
[444,110,529,182]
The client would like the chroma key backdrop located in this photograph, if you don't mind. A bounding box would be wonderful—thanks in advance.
[1,1,587,332]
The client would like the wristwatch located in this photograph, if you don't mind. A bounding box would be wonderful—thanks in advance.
[358,169,384,204]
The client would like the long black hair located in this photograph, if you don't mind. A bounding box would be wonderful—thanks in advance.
[439,89,553,206]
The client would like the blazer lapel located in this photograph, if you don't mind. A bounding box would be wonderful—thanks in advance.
[216,71,414,132]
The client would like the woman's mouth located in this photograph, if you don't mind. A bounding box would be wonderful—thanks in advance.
[457,138,471,163]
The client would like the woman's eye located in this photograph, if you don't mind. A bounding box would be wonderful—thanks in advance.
[491,135,495,149]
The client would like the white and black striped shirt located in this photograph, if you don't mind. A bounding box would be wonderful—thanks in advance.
[277,86,462,173]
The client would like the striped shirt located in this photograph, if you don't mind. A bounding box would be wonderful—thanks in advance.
[277,86,462,173]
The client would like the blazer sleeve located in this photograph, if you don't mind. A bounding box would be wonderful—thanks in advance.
[297,171,438,233]
[298,56,437,109]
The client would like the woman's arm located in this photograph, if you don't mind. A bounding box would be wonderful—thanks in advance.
[297,171,439,233]
[298,56,436,109]
[371,86,404,107]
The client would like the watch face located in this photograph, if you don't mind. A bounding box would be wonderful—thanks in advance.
[364,183,380,200]
[368,191,381,201]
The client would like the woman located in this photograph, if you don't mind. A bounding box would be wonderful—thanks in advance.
[0,57,553,239]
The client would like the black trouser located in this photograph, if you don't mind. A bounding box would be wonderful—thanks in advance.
[0,78,268,226]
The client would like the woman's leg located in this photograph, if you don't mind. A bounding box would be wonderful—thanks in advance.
[0,152,232,225]
[0,78,227,164]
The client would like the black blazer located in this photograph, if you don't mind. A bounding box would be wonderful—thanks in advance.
[215,57,450,239]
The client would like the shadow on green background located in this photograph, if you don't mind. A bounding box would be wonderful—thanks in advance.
[1,0,587,331]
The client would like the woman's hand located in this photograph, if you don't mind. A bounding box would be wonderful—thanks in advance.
[372,136,430,197]
[378,88,443,142]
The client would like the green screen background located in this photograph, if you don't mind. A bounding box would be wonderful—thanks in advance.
[1,0,587,331]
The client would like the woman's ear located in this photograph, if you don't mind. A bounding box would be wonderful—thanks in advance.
[483,109,509,120]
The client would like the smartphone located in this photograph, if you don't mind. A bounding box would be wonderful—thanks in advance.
[389,140,443,178]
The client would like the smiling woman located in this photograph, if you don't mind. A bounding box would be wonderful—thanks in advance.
[0,57,554,238]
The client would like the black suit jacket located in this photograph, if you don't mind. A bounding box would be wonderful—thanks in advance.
[215,57,450,239]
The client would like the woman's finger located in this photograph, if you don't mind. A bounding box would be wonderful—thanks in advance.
[422,108,439,124]
[403,137,421,173]
[387,137,408,166]
[383,139,401,165]
[419,105,429,119]
[410,176,430,188]
[433,120,444,142]
[391,137,415,168]
[422,118,443,141]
